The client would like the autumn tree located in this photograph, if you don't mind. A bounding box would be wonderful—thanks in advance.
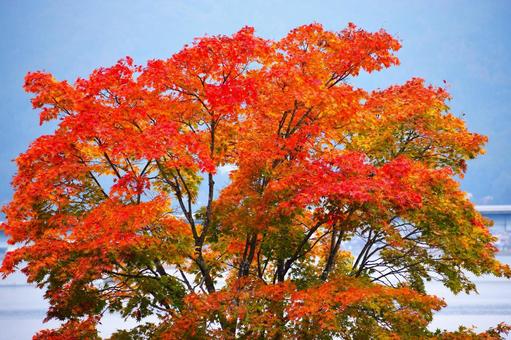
[2,23,510,339]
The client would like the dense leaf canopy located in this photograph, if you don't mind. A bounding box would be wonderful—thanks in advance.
[2,23,510,339]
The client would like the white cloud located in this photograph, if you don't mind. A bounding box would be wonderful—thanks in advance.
[217,164,238,175]
[482,195,494,204]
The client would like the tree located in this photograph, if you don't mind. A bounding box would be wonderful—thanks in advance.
[2,23,510,339]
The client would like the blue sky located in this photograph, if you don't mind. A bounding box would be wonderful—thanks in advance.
[0,0,510,206]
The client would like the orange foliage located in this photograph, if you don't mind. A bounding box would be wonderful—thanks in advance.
[2,23,509,339]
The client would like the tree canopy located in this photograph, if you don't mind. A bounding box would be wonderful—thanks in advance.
[2,23,510,339]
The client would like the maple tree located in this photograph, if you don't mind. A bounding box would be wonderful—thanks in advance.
[2,23,510,339]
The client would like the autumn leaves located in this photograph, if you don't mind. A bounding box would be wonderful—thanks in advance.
[2,23,509,339]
